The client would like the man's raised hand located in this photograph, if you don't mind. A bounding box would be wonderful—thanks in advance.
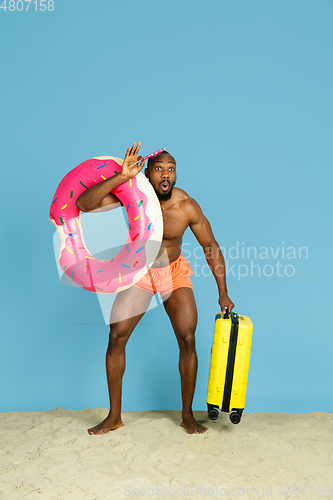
[121,141,146,180]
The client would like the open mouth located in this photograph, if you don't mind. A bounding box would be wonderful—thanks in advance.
[160,182,170,192]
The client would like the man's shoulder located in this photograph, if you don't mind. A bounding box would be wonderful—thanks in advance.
[173,187,198,206]
[172,187,190,201]
[172,188,202,221]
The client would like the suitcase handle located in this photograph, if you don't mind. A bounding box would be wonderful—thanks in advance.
[223,309,229,319]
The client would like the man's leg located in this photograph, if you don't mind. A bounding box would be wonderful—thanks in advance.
[162,287,207,434]
[88,286,153,435]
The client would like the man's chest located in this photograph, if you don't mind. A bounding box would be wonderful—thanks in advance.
[161,207,189,240]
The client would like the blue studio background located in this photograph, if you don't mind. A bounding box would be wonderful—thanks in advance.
[0,0,332,414]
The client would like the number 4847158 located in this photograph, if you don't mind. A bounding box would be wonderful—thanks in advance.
[1,0,54,11]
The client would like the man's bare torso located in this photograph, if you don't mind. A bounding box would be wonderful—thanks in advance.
[152,187,193,268]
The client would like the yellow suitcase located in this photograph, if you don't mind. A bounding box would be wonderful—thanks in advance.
[206,311,253,423]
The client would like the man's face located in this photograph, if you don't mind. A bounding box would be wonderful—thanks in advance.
[145,153,177,201]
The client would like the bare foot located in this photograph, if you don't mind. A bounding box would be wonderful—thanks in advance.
[88,414,124,435]
[180,413,207,434]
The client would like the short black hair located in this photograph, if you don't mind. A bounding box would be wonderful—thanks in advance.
[147,150,171,170]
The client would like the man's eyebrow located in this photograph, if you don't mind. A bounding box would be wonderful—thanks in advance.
[154,160,176,164]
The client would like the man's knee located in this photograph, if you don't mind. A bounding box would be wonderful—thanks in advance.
[177,329,196,351]
[107,325,129,352]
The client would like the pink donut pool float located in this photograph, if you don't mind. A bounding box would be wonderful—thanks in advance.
[49,156,163,293]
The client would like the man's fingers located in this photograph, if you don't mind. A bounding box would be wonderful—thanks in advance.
[124,147,131,160]
[228,303,235,313]
[127,141,142,158]
[130,142,137,155]
[127,142,136,156]
[138,158,146,171]
[220,304,231,314]
[125,142,142,166]
[219,296,235,315]
[134,141,141,155]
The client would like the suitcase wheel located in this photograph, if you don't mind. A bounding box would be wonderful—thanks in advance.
[229,411,241,424]
[208,408,219,421]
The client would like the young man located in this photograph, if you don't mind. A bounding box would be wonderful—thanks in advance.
[76,142,234,434]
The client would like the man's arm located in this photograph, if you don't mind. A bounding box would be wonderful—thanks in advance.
[76,174,127,212]
[187,198,235,314]
[76,142,146,212]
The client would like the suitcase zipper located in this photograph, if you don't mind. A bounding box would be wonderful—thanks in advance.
[221,312,240,413]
